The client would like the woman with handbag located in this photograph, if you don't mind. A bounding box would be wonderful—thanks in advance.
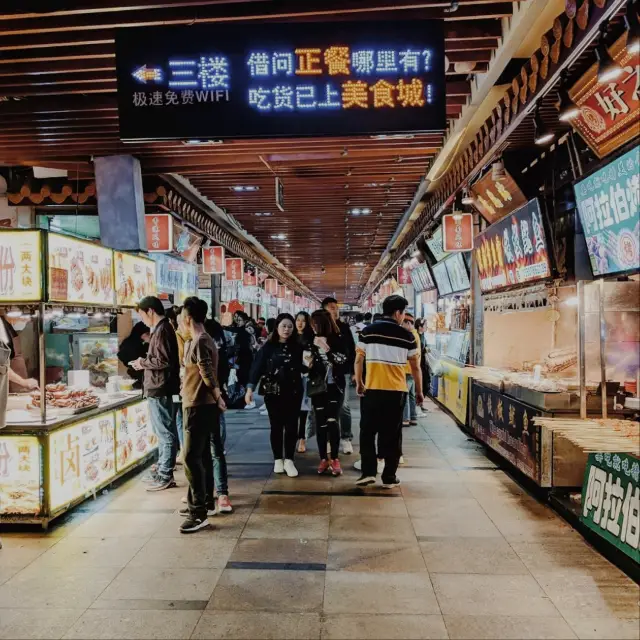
[295,311,314,453]
[245,313,305,478]
[308,310,348,476]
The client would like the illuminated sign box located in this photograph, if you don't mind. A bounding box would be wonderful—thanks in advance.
[115,21,445,140]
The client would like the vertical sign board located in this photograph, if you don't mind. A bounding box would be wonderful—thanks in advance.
[469,168,528,225]
[243,263,258,286]
[0,230,42,302]
[277,284,286,299]
[144,214,173,252]
[115,21,446,140]
[442,213,474,252]
[202,246,225,274]
[581,453,639,563]
[225,257,244,281]
[397,265,412,285]
[265,278,278,295]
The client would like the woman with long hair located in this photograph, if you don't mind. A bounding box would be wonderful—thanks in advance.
[308,309,348,476]
[245,313,305,477]
[295,311,314,453]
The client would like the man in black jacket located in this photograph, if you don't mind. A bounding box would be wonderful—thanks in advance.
[321,297,355,455]
[131,296,181,491]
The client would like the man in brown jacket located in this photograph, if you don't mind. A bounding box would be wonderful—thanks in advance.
[131,296,181,491]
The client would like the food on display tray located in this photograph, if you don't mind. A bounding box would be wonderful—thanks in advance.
[28,384,100,412]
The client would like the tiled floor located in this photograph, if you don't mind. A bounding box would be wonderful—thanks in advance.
[1,398,638,639]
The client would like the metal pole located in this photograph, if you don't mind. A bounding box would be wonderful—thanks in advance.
[38,302,46,424]
[577,281,587,419]
[598,279,607,419]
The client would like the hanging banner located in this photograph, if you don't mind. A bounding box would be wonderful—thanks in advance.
[574,145,639,277]
[265,278,278,295]
[172,220,202,263]
[442,213,474,252]
[243,263,257,286]
[285,287,294,302]
[224,257,244,281]
[469,169,528,225]
[144,214,173,252]
[397,265,412,285]
[202,246,225,274]
[277,284,286,299]
[295,295,303,306]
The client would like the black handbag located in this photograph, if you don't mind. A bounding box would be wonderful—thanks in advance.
[307,352,328,397]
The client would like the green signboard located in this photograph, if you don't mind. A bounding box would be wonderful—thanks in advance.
[574,145,640,277]
[581,452,639,564]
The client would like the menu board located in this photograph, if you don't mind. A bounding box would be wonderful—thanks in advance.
[48,233,115,305]
[444,253,470,293]
[409,263,435,292]
[0,230,42,302]
[154,254,198,304]
[115,401,155,472]
[474,198,551,293]
[432,261,452,295]
[426,226,449,262]
[574,145,639,277]
[49,413,116,511]
[115,252,157,306]
[0,436,41,515]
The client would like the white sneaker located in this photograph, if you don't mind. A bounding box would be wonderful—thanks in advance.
[354,459,362,471]
[245,401,256,410]
[341,439,353,455]
[283,459,299,477]
[260,407,269,416]
[274,459,285,474]
[377,459,385,474]
[399,456,406,465]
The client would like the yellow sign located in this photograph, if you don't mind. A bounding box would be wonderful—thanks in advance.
[115,401,155,471]
[0,230,42,302]
[114,252,157,307]
[437,361,470,424]
[48,233,115,305]
[0,435,41,515]
[49,413,116,511]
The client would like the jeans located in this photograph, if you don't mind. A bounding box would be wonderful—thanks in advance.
[148,396,178,481]
[339,384,353,441]
[211,410,228,495]
[175,400,184,451]
[360,390,405,483]
[312,384,343,461]
[403,375,417,422]
[265,392,301,460]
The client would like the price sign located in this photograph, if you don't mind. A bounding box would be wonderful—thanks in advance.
[202,246,225,274]
[144,214,173,252]
[224,257,244,281]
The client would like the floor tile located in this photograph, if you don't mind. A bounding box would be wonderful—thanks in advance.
[409,499,502,538]
[208,569,325,612]
[431,573,560,617]
[254,495,331,515]
[323,572,440,614]
[98,566,222,602]
[242,514,330,540]
[330,496,409,517]
[129,537,237,569]
[421,537,529,574]
[63,609,202,639]
[565,617,640,639]
[192,611,321,639]
[327,540,427,572]
[0,608,84,639]
[33,537,146,569]
[401,482,473,499]
[329,516,416,542]
[229,539,327,565]
[444,615,577,639]
[67,512,170,538]
[0,538,59,569]
[321,614,448,639]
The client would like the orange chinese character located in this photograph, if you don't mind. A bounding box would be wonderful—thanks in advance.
[397,78,426,107]
[370,79,395,108]
[295,49,322,75]
[342,81,369,108]
[324,46,350,75]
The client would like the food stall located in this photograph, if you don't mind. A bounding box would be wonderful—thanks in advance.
[0,229,155,527]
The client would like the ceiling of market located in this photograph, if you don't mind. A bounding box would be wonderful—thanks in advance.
[0,0,517,302]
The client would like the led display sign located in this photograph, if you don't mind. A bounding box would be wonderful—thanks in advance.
[115,21,445,140]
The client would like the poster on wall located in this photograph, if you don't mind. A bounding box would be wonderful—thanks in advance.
[444,253,470,293]
[115,401,155,472]
[0,436,41,515]
[0,230,42,302]
[474,198,551,293]
[115,252,156,306]
[471,382,543,483]
[426,226,448,262]
[574,145,639,277]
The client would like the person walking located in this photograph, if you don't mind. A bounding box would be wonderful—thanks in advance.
[245,313,305,478]
[131,296,181,492]
[295,311,314,453]
[354,295,423,489]
[308,310,348,476]
[178,297,229,533]
[401,312,420,427]
[320,297,354,455]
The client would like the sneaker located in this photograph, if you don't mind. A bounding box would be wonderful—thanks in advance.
[330,459,342,476]
[180,516,210,533]
[181,495,188,504]
[402,420,410,427]
[297,439,306,453]
[382,477,401,489]
[146,477,177,492]
[180,506,216,517]
[142,472,159,484]
[377,459,385,474]
[409,420,418,426]
[318,459,331,474]
[245,401,256,410]
[260,407,269,416]
[355,475,376,487]
[341,439,353,455]
[399,456,406,465]
[283,459,298,478]
[217,495,233,513]
[274,459,285,474]
[353,459,362,471]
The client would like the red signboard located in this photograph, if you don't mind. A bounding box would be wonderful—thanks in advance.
[295,295,303,306]
[397,265,412,285]
[277,284,286,299]
[285,288,294,302]
[145,214,172,252]
[243,264,257,286]
[224,257,244,281]
[202,246,225,274]
[442,213,474,252]
[265,278,278,295]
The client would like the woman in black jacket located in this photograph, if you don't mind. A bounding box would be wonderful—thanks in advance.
[295,311,314,453]
[245,313,305,478]
[308,310,348,476]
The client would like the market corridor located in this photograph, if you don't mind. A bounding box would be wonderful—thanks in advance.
[0,399,637,640]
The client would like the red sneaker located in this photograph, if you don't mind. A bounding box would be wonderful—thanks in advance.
[331,459,343,476]
[217,495,233,513]
[317,459,331,474]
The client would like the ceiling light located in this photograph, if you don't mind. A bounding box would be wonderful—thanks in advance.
[595,25,623,82]
[533,107,555,145]
[556,72,581,122]
[270,233,287,240]
[361,208,372,215]
[231,185,259,192]
[370,134,415,140]
[491,158,507,181]
[350,208,361,216]
[625,0,640,54]
[182,139,223,145]
[461,189,475,205]
[255,211,272,217]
